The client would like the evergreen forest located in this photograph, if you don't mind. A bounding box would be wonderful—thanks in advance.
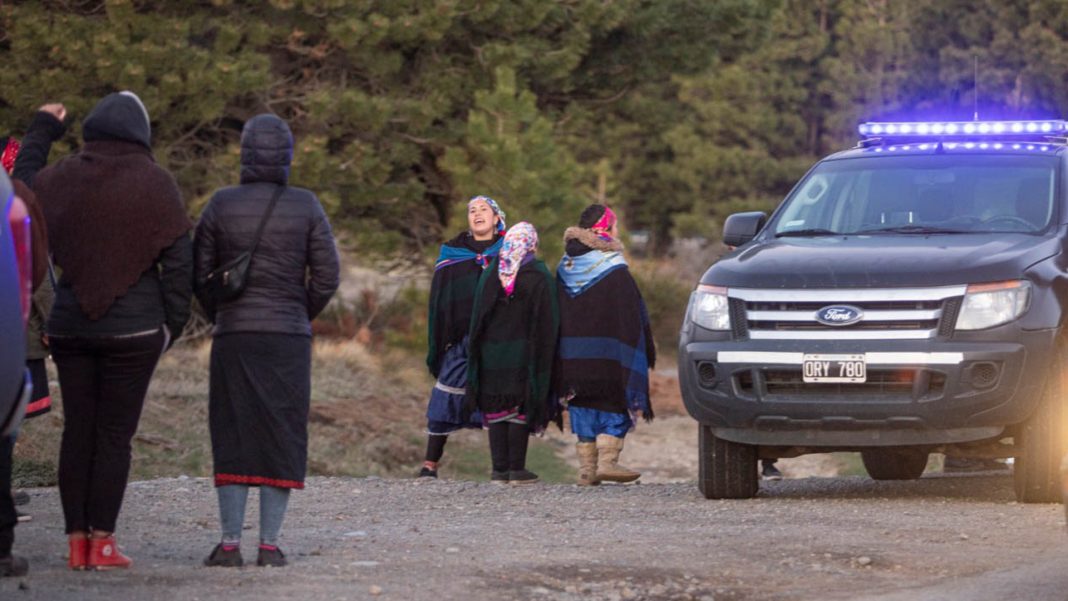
[3,0,1068,257]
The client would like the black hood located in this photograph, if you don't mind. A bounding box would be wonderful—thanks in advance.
[82,92,151,148]
[240,114,292,185]
[703,232,1064,289]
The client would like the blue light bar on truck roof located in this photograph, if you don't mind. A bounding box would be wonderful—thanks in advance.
[858,120,1068,138]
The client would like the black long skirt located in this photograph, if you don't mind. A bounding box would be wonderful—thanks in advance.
[209,333,311,489]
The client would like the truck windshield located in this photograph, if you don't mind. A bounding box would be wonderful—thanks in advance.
[773,154,1059,236]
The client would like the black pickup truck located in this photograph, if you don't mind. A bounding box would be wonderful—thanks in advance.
[679,119,1068,502]
[0,170,31,438]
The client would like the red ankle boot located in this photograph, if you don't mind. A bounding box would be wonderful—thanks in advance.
[87,536,132,570]
[68,536,88,571]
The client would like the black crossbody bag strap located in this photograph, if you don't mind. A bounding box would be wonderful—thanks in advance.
[248,184,286,258]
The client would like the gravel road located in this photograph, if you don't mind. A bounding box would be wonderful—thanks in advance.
[2,472,1065,601]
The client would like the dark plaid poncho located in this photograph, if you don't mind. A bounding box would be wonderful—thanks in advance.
[466,257,560,430]
[426,232,502,377]
[556,228,656,419]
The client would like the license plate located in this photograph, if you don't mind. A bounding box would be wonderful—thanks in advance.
[802,354,866,383]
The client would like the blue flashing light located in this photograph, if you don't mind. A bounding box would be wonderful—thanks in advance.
[859,119,1068,139]
[863,140,1056,153]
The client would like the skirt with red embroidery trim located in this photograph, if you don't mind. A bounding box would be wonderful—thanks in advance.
[209,333,311,490]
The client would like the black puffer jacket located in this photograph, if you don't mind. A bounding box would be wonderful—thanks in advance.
[194,114,340,337]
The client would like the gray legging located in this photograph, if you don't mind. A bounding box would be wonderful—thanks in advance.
[216,485,290,547]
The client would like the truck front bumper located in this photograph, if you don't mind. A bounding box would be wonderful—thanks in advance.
[678,329,1056,447]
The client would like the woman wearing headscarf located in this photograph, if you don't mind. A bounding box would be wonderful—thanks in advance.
[194,114,340,568]
[35,91,193,570]
[420,196,506,478]
[556,204,655,485]
[466,222,559,484]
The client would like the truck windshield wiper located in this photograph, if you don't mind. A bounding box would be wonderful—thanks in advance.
[774,228,841,237]
[854,225,970,235]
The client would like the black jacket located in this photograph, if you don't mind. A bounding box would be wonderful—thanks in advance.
[48,237,193,340]
[45,94,193,341]
[194,114,340,337]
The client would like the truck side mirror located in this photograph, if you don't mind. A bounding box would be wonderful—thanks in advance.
[722,211,767,247]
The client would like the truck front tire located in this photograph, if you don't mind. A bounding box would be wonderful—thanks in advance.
[860,449,928,480]
[1014,338,1068,503]
[698,424,758,499]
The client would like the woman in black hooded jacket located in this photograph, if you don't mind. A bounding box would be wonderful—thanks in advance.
[194,114,339,568]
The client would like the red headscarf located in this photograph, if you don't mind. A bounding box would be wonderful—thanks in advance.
[2,137,20,174]
[590,205,617,241]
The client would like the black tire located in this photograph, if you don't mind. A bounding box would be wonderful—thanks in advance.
[1014,338,1068,503]
[861,449,928,480]
[697,424,758,499]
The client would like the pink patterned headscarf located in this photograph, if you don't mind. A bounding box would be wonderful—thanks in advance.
[591,206,617,241]
[498,222,538,296]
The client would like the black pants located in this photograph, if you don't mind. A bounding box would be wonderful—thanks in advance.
[0,436,14,557]
[488,422,530,473]
[51,330,165,534]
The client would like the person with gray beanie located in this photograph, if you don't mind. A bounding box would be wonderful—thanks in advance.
[34,91,193,570]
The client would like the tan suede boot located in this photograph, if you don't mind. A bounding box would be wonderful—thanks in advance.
[576,442,600,486]
[595,434,640,483]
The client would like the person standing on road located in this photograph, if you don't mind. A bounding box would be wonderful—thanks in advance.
[0,103,67,578]
[466,222,559,484]
[35,92,194,571]
[419,195,506,478]
[556,204,655,485]
[194,114,340,568]
[8,103,69,522]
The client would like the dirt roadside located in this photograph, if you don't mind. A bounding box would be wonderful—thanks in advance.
[2,472,1065,601]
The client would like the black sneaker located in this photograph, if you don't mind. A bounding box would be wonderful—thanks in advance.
[490,470,510,484]
[418,466,438,478]
[203,544,243,568]
[15,510,30,523]
[0,554,28,577]
[509,470,540,485]
[12,491,29,507]
[761,463,784,481]
[256,546,287,568]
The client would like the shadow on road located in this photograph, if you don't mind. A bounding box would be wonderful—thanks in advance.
[758,472,1017,503]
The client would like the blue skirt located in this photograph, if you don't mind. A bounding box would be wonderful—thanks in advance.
[426,340,483,435]
[569,405,632,439]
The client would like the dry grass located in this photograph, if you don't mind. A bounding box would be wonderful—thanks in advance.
[13,339,433,487]
[13,338,574,487]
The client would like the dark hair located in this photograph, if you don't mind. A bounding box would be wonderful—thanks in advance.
[578,204,607,228]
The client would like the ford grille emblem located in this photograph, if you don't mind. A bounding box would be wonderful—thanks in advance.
[815,305,864,327]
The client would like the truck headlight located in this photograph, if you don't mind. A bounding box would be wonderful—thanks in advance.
[690,285,731,331]
[955,280,1031,331]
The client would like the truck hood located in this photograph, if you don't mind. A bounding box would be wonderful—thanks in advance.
[702,232,1063,288]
